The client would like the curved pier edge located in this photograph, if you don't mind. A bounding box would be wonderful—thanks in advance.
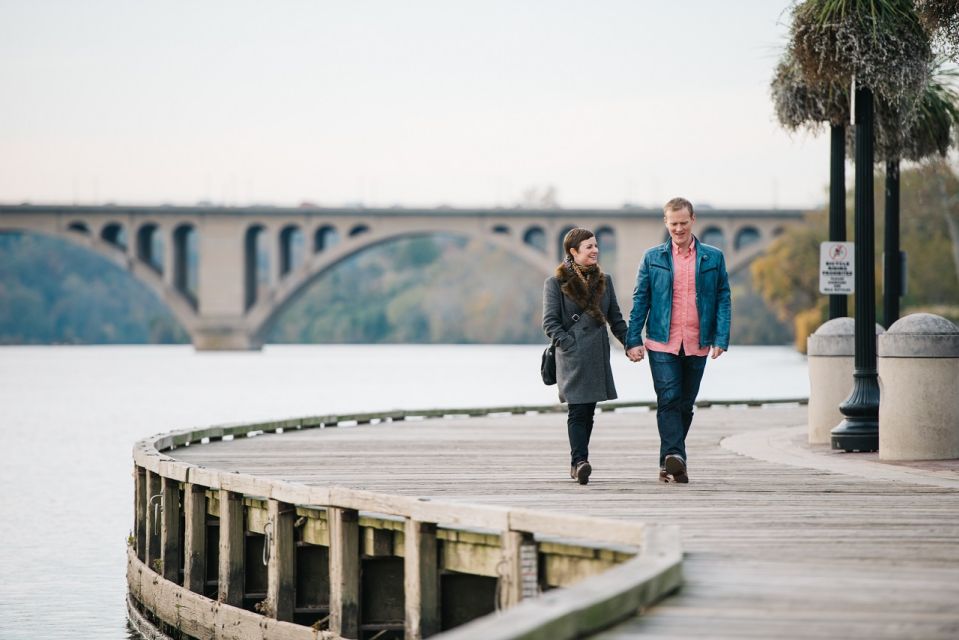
[127,530,681,640]
[131,401,805,639]
[434,525,682,640]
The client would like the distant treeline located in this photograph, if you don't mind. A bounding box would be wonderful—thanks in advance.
[0,231,790,346]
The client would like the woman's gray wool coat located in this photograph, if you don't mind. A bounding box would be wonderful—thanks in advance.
[542,273,628,404]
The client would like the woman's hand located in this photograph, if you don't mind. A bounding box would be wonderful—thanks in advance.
[626,346,645,362]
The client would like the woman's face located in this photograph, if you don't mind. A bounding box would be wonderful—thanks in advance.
[570,237,599,267]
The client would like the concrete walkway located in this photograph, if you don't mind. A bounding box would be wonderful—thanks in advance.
[172,404,959,639]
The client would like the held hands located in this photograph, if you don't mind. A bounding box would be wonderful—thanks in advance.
[626,345,724,361]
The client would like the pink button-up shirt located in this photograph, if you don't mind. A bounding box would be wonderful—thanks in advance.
[645,238,710,357]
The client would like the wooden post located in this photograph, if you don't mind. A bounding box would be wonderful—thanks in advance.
[145,471,160,569]
[160,476,182,583]
[134,466,146,561]
[218,490,245,606]
[499,531,537,609]
[182,483,207,593]
[267,499,296,622]
[328,507,360,639]
[404,520,440,640]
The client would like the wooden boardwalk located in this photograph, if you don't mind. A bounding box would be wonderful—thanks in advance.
[172,405,959,639]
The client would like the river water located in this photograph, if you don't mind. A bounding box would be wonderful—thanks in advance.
[0,344,807,639]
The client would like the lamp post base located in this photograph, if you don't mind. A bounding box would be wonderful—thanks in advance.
[831,419,879,452]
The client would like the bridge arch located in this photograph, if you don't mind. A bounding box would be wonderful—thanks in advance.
[595,226,617,269]
[700,226,726,251]
[101,221,127,249]
[67,221,89,234]
[314,224,340,253]
[172,223,198,306]
[244,224,269,311]
[735,226,761,251]
[523,225,547,253]
[557,225,577,261]
[349,224,370,237]
[246,227,556,342]
[279,224,305,276]
[136,222,163,272]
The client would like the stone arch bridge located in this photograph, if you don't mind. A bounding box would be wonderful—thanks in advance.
[0,204,803,349]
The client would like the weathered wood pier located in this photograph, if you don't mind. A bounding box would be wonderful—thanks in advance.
[129,399,959,639]
[128,402,686,640]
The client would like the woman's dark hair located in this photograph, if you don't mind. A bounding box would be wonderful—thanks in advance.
[562,228,595,260]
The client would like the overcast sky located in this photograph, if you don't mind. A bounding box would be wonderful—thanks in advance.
[0,1,835,210]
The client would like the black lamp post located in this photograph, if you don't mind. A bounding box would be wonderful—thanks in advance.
[832,85,880,452]
[829,123,848,320]
[883,158,901,327]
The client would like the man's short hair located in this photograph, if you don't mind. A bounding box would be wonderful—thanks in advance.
[663,197,694,217]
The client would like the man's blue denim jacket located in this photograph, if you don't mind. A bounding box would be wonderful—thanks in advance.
[625,238,731,350]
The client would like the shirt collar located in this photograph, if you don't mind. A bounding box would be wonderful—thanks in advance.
[671,236,696,257]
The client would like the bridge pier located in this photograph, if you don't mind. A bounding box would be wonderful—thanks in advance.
[193,324,262,351]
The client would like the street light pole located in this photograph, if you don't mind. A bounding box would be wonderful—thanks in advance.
[829,123,848,320]
[832,86,880,452]
[883,158,901,327]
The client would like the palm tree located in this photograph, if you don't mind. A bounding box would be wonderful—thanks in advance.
[874,64,959,326]
[771,50,850,319]
[916,0,959,60]
[786,0,932,452]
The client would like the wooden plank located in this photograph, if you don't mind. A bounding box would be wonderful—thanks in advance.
[328,507,360,638]
[440,540,501,578]
[404,520,440,639]
[183,482,207,593]
[509,510,645,548]
[267,500,296,622]
[218,489,245,607]
[134,465,146,561]
[144,470,160,570]
[128,547,319,640]
[499,531,536,609]
[160,476,181,583]
[362,526,394,557]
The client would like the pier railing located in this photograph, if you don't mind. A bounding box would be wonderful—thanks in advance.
[129,400,800,639]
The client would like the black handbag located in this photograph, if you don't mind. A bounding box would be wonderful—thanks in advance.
[541,342,557,385]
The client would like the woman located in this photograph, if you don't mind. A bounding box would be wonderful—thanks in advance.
[543,227,628,485]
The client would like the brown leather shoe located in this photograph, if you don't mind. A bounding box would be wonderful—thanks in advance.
[573,461,592,485]
[658,468,671,483]
[664,454,689,483]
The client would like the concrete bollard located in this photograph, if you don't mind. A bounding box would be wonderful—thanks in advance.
[878,313,959,461]
[807,318,885,444]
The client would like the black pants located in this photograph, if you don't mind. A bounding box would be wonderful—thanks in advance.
[567,402,597,465]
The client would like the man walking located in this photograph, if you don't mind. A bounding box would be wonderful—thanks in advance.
[626,197,731,483]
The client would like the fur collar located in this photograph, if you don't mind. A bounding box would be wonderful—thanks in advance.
[555,263,607,325]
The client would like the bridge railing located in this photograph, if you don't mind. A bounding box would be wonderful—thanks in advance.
[128,402,698,640]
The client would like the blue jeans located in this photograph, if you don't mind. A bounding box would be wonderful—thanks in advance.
[648,348,707,467]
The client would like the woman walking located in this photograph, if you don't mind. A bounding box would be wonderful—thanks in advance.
[543,228,628,484]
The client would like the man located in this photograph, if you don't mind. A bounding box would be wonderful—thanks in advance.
[626,197,731,484]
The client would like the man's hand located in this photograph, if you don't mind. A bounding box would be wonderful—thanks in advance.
[627,346,645,362]
[710,346,725,359]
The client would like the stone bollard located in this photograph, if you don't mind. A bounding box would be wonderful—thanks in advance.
[807,318,885,445]
[878,313,959,461]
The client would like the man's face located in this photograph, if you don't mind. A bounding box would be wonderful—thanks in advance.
[664,207,695,247]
